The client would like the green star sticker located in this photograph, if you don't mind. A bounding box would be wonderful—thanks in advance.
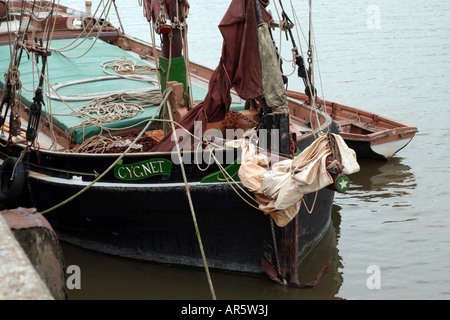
[336,176,350,193]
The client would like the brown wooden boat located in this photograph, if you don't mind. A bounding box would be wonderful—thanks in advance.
[287,91,418,160]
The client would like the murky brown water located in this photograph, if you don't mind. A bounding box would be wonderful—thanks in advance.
[60,0,450,300]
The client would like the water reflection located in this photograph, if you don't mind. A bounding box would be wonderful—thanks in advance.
[44,158,418,300]
[341,157,417,205]
[62,206,344,300]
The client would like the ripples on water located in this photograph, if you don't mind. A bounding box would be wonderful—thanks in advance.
[61,0,450,300]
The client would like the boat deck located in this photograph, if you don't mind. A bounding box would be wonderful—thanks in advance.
[0,37,245,145]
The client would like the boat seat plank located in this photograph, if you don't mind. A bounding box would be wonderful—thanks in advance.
[335,119,358,127]
[336,119,384,133]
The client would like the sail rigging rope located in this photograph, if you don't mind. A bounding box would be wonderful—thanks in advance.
[284,0,321,133]
[4,1,54,21]
[270,0,325,132]
[49,0,108,52]
[49,0,113,59]
[111,0,125,34]
[272,1,297,77]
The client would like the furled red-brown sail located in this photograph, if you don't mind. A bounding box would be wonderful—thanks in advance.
[151,0,270,152]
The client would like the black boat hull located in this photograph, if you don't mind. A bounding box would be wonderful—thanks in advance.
[344,137,415,160]
[28,174,334,275]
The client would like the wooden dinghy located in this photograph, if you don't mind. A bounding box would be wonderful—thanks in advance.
[287,91,418,160]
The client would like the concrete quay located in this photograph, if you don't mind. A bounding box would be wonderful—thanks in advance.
[0,214,54,300]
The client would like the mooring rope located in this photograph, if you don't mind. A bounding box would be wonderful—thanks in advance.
[166,98,217,300]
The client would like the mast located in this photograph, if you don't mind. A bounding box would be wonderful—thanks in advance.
[144,0,189,108]
[145,0,185,58]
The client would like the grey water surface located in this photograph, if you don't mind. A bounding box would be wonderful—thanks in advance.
[62,0,450,300]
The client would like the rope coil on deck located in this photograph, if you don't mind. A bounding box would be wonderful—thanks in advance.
[101,56,156,79]
[46,75,159,102]
[76,89,161,123]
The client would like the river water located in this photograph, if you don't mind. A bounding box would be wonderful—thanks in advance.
[60,0,450,300]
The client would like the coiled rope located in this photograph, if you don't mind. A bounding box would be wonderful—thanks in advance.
[101,56,156,80]
[76,89,161,123]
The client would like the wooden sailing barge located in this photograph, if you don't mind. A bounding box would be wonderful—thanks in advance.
[0,0,359,286]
